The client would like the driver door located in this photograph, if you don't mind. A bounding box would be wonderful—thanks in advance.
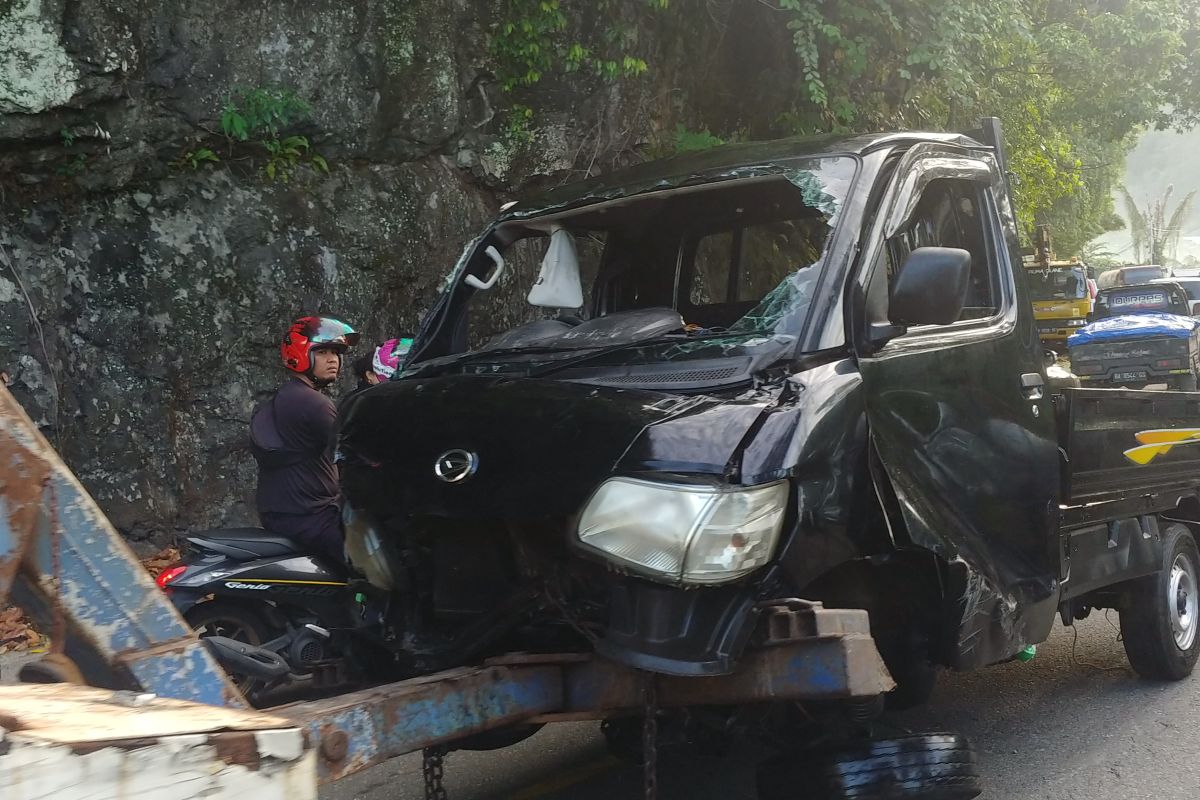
[855,146,1062,669]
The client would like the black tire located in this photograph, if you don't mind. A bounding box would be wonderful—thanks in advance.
[1176,374,1199,392]
[185,601,277,697]
[757,733,981,800]
[1120,523,1200,680]
[17,653,86,684]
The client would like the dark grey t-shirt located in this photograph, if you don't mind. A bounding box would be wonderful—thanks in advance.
[253,378,338,515]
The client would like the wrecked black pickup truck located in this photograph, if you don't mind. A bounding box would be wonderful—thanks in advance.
[336,120,1200,795]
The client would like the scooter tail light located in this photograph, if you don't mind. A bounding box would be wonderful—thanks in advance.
[155,565,187,589]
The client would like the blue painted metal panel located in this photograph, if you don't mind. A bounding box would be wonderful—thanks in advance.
[0,495,21,597]
[281,665,563,781]
[284,633,894,784]
[0,385,244,707]
[26,473,188,650]
[122,639,243,708]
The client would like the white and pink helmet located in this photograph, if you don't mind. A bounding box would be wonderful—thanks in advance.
[372,338,413,380]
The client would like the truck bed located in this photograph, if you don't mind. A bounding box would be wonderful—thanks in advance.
[1060,387,1200,503]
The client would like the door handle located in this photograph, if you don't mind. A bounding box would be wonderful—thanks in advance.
[1020,372,1045,400]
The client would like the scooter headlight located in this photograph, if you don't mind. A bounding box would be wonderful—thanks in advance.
[576,478,788,585]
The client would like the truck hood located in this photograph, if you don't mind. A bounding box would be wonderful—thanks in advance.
[337,375,773,519]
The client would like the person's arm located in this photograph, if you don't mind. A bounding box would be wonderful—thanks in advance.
[291,388,338,455]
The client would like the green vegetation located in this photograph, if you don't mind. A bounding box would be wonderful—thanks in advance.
[493,1,1200,256]
[174,148,220,171]
[219,86,328,182]
[492,0,665,91]
[762,0,1200,252]
[55,126,86,177]
[672,125,726,154]
[55,152,86,177]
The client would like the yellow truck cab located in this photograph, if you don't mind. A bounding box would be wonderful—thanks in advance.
[1024,259,1092,343]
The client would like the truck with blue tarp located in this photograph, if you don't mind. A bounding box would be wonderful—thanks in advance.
[1069,282,1200,390]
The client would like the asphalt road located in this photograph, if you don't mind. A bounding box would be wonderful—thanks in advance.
[323,614,1200,800]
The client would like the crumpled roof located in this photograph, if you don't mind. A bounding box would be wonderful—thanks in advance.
[500,130,980,220]
[1068,313,1200,346]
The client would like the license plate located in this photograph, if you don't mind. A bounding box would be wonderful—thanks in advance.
[1113,370,1147,382]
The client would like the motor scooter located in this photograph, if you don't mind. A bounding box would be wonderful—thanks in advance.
[158,527,367,704]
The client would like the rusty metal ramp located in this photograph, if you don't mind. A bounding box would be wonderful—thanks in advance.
[0,384,244,707]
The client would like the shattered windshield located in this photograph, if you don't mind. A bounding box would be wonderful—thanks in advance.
[415,156,856,372]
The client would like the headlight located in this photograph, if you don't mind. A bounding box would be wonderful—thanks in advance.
[576,478,788,585]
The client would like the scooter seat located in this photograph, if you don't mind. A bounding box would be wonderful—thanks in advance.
[188,527,300,560]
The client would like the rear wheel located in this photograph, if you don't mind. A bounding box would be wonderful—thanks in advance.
[756,733,982,800]
[1175,374,1199,391]
[185,601,277,698]
[1120,523,1200,680]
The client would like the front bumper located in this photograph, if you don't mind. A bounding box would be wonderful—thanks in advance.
[1076,366,1190,384]
[552,600,895,713]
[1037,322,1088,342]
[599,579,760,676]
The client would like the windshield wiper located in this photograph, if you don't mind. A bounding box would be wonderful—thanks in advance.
[401,345,587,378]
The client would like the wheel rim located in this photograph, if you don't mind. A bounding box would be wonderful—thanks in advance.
[1169,553,1198,651]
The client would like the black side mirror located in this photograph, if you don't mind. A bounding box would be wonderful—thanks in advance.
[890,247,972,326]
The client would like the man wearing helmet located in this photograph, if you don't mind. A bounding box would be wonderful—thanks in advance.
[251,316,360,562]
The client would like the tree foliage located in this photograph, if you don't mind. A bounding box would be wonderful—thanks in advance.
[494,0,1200,257]
[760,0,1200,252]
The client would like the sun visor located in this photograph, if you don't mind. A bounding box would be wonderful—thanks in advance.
[528,225,584,308]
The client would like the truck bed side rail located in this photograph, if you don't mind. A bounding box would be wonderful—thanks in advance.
[1061,387,1200,504]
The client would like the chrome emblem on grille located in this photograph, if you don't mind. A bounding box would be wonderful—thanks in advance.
[434,449,478,483]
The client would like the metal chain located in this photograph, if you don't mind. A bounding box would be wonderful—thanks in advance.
[422,746,448,800]
[642,676,658,800]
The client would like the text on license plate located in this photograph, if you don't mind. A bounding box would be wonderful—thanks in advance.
[1113,371,1147,382]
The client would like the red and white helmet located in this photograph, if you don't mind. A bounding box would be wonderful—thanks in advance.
[371,338,413,379]
[281,316,360,374]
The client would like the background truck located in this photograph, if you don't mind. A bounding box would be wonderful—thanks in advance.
[1069,282,1200,390]
[1025,259,1093,344]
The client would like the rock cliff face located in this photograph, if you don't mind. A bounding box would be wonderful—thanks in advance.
[0,0,792,549]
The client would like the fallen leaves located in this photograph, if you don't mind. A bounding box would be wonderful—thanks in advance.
[0,606,44,653]
[0,545,183,653]
[142,546,182,577]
